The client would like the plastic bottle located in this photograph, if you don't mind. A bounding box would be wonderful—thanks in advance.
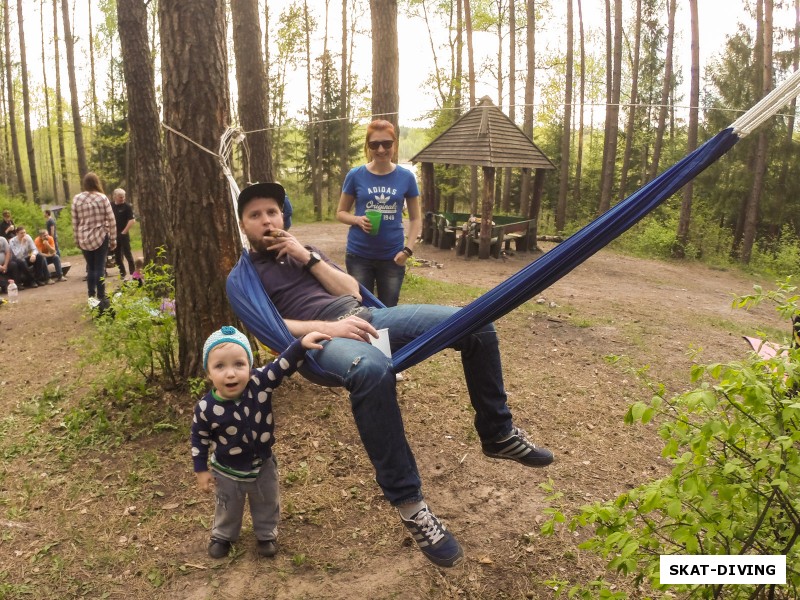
[7,279,18,303]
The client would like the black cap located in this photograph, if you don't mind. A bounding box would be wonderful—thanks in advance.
[237,182,286,218]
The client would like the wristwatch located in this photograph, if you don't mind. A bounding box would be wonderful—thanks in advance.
[304,251,322,271]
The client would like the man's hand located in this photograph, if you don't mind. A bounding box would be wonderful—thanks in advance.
[261,229,311,262]
[324,315,378,342]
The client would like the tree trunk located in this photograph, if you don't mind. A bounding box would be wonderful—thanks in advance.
[455,0,463,111]
[501,0,515,212]
[40,0,59,203]
[303,0,322,220]
[231,0,272,183]
[339,0,350,185]
[159,0,239,378]
[618,0,641,201]
[3,0,24,195]
[117,0,169,263]
[647,0,676,182]
[62,0,89,179]
[464,0,478,213]
[597,0,622,214]
[572,0,585,208]
[675,0,699,258]
[556,0,573,232]
[740,0,773,264]
[519,0,535,220]
[88,0,98,127]
[0,36,11,188]
[53,0,70,201]
[777,0,799,229]
[16,0,39,202]
[369,0,399,135]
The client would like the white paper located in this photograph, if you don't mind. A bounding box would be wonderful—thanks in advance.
[369,328,392,358]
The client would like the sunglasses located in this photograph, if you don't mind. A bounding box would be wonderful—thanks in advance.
[367,140,394,150]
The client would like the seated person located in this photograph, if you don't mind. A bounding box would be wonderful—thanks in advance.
[34,229,66,282]
[231,183,554,569]
[0,235,19,293]
[9,226,51,287]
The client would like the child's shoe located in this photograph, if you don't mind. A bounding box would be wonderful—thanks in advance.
[208,538,231,559]
[256,539,278,557]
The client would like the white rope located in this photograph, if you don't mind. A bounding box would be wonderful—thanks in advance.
[217,126,251,250]
[730,69,800,137]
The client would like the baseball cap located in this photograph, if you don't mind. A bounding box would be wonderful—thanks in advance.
[237,182,286,218]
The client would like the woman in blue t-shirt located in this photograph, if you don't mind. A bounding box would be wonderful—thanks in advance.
[336,120,421,307]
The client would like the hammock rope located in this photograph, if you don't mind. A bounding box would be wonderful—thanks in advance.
[225,71,800,382]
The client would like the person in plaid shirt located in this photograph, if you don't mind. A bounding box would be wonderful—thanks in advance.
[72,172,116,313]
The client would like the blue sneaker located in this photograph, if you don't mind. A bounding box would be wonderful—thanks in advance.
[482,426,554,467]
[400,505,464,568]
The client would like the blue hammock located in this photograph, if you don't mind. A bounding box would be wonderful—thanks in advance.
[227,69,800,384]
[228,128,738,382]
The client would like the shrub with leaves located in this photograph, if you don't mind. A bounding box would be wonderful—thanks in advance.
[91,254,178,387]
[543,278,800,599]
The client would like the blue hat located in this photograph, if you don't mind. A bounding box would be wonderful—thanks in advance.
[203,325,253,370]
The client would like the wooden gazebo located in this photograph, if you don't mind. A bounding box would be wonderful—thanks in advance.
[411,96,555,258]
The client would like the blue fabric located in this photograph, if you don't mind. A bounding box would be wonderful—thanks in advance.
[227,128,739,382]
[227,254,384,386]
[342,165,419,260]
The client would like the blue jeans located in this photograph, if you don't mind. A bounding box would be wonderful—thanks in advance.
[45,254,63,278]
[83,236,109,299]
[302,304,513,505]
[345,252,406,307]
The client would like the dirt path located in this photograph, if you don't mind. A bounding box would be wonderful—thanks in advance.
[0,223,787,599]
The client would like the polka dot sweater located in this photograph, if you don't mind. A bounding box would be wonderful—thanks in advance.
[190,338,305,480]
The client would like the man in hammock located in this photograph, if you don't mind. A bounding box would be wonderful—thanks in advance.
[234,182,553,568]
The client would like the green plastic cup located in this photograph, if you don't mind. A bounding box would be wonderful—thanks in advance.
[365,210,382,235]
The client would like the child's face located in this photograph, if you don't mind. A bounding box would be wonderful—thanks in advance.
[206,343,251,399]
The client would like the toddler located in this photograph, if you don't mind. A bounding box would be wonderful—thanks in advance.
[131,257,144,286]
[191,325,329,559]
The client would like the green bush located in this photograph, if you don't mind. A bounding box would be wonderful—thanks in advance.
[543,278,800,599]
[90,253,178,388]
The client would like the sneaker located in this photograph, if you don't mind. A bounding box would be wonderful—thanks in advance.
[256,539,278,557]
[208,538,231,559]
[400,506,464,568]
[29,281,38,288]
[482,426,554,467]
[57,276,67,282]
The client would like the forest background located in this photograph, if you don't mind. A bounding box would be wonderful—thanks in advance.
[0,0,799,374]
[1,1,800,597]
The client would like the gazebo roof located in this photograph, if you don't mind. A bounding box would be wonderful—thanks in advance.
[410,96,556,169]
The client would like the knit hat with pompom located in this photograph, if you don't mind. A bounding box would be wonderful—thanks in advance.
[202,325,253,370]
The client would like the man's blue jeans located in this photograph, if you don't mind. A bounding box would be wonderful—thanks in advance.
[304,304,513,506]
[345,252,406,307]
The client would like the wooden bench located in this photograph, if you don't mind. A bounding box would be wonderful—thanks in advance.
[432,212,471,249]
[459,218,536,258]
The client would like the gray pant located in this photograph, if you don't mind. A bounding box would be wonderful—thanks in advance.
[211,456,279,543]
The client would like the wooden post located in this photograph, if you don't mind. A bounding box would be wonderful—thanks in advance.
[479,166,495,259]
[421,161,436,243]
[528,168,546,251]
